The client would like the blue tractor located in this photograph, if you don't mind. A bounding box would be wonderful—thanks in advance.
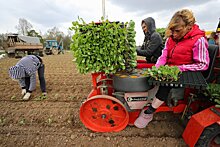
[44,39,63,55]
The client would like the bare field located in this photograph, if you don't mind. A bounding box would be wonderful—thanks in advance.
[0,52,187,147]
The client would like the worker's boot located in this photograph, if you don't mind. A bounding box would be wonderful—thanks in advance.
[134,108,153,128]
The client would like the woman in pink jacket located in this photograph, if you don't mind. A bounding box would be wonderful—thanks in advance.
[134,9,210,128]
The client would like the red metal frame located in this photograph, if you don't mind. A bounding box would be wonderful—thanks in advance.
[86,68,195,124]
[82,60,220,145]
[182,106,220,147]
[87,72,113,98]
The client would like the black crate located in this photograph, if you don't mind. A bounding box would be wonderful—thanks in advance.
[148,71,207,90]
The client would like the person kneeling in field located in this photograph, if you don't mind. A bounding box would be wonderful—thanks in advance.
[9,55,47,100]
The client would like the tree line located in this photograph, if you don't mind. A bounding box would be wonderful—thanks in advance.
[0,18,167,50]
[0,18,72,50]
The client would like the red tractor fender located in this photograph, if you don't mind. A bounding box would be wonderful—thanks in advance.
[182,106,220,147]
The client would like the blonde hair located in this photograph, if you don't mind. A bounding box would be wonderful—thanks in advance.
[165,9,196,38]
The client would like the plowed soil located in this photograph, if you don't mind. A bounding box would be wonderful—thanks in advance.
[0,52,187,147]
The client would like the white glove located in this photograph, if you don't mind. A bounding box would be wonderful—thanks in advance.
[23,92,31,100]
[21,89,26,95]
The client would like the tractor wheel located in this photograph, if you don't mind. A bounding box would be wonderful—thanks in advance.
[113,69,151,92]
[196,123,220,147]
[52,47,58,55]
[79,95,129,132]
[15,51,25,58]
[27,51,32,55]
[7,53,15,58]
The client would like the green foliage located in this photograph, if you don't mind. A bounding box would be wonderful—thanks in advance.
[69,18,137,74]
[0,117,6,126]
[126,20,137,70]
[204,84,220,108]
[63,34,72,50]
[45,117,53,126]
[156,28,166,43]
[35,94,47,101]
[10,95,16,100]
[19,118,26,125]
[144,65,181,82]
[27,29,44,44]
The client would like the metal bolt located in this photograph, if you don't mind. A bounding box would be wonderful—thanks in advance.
[101,114,106,119]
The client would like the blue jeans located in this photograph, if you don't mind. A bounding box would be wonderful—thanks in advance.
[38,64,46,92]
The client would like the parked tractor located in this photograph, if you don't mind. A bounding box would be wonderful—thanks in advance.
[79,45,220,147]
[44,39,63,55]
[5,34,43,58]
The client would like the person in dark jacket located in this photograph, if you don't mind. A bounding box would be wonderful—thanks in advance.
[9,55,47,100]
[136,17,164,63]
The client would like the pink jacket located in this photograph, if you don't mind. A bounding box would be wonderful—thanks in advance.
[155,37,210,71]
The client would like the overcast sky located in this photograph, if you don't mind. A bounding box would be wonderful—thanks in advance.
[1,0,220,45]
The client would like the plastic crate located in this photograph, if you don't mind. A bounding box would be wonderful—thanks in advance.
[148,71,207,90]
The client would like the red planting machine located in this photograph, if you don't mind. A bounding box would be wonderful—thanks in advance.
[79,45,220,147]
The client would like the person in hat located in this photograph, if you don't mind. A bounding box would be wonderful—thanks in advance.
[136,17,164,63]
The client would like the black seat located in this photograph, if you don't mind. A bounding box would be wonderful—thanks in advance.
[202,45,219,83]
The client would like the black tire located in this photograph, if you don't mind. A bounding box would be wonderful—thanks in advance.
[27,51,32,55]
[195,123,220,147]
[39,51,44,57]
[52,47,58,55]
[15,51,24,58]
[7,53,15,58]
[45,48,52,55]
[113,70,151,92]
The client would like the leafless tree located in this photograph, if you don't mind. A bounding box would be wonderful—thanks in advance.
[44,27,72,50]
[15,18,33,35]
[46,27,64,40]
[0,34,7,49]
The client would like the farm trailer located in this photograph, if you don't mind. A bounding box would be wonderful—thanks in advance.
[5,34,43,58]
[79,45,220,147]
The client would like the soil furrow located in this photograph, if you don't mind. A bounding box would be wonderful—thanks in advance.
[0,52,187,146]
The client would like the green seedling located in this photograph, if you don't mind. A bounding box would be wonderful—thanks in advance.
[10,95,16,100]
[69,18,137,74]
[0,117,6,126]
[36,94,47,101]
[19,118,26,125]
[144,65,181,82]
[69,96,77,100]
[204,84,220,107]
[45,116,53,126]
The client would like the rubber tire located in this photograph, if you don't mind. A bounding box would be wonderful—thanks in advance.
[39,51,44,57]
[113,71,151,92]
[52,48,58,55]
[195,123,220,147]
[7,53,15,58]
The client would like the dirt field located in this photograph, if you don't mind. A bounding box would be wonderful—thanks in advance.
[0,52,187,147]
